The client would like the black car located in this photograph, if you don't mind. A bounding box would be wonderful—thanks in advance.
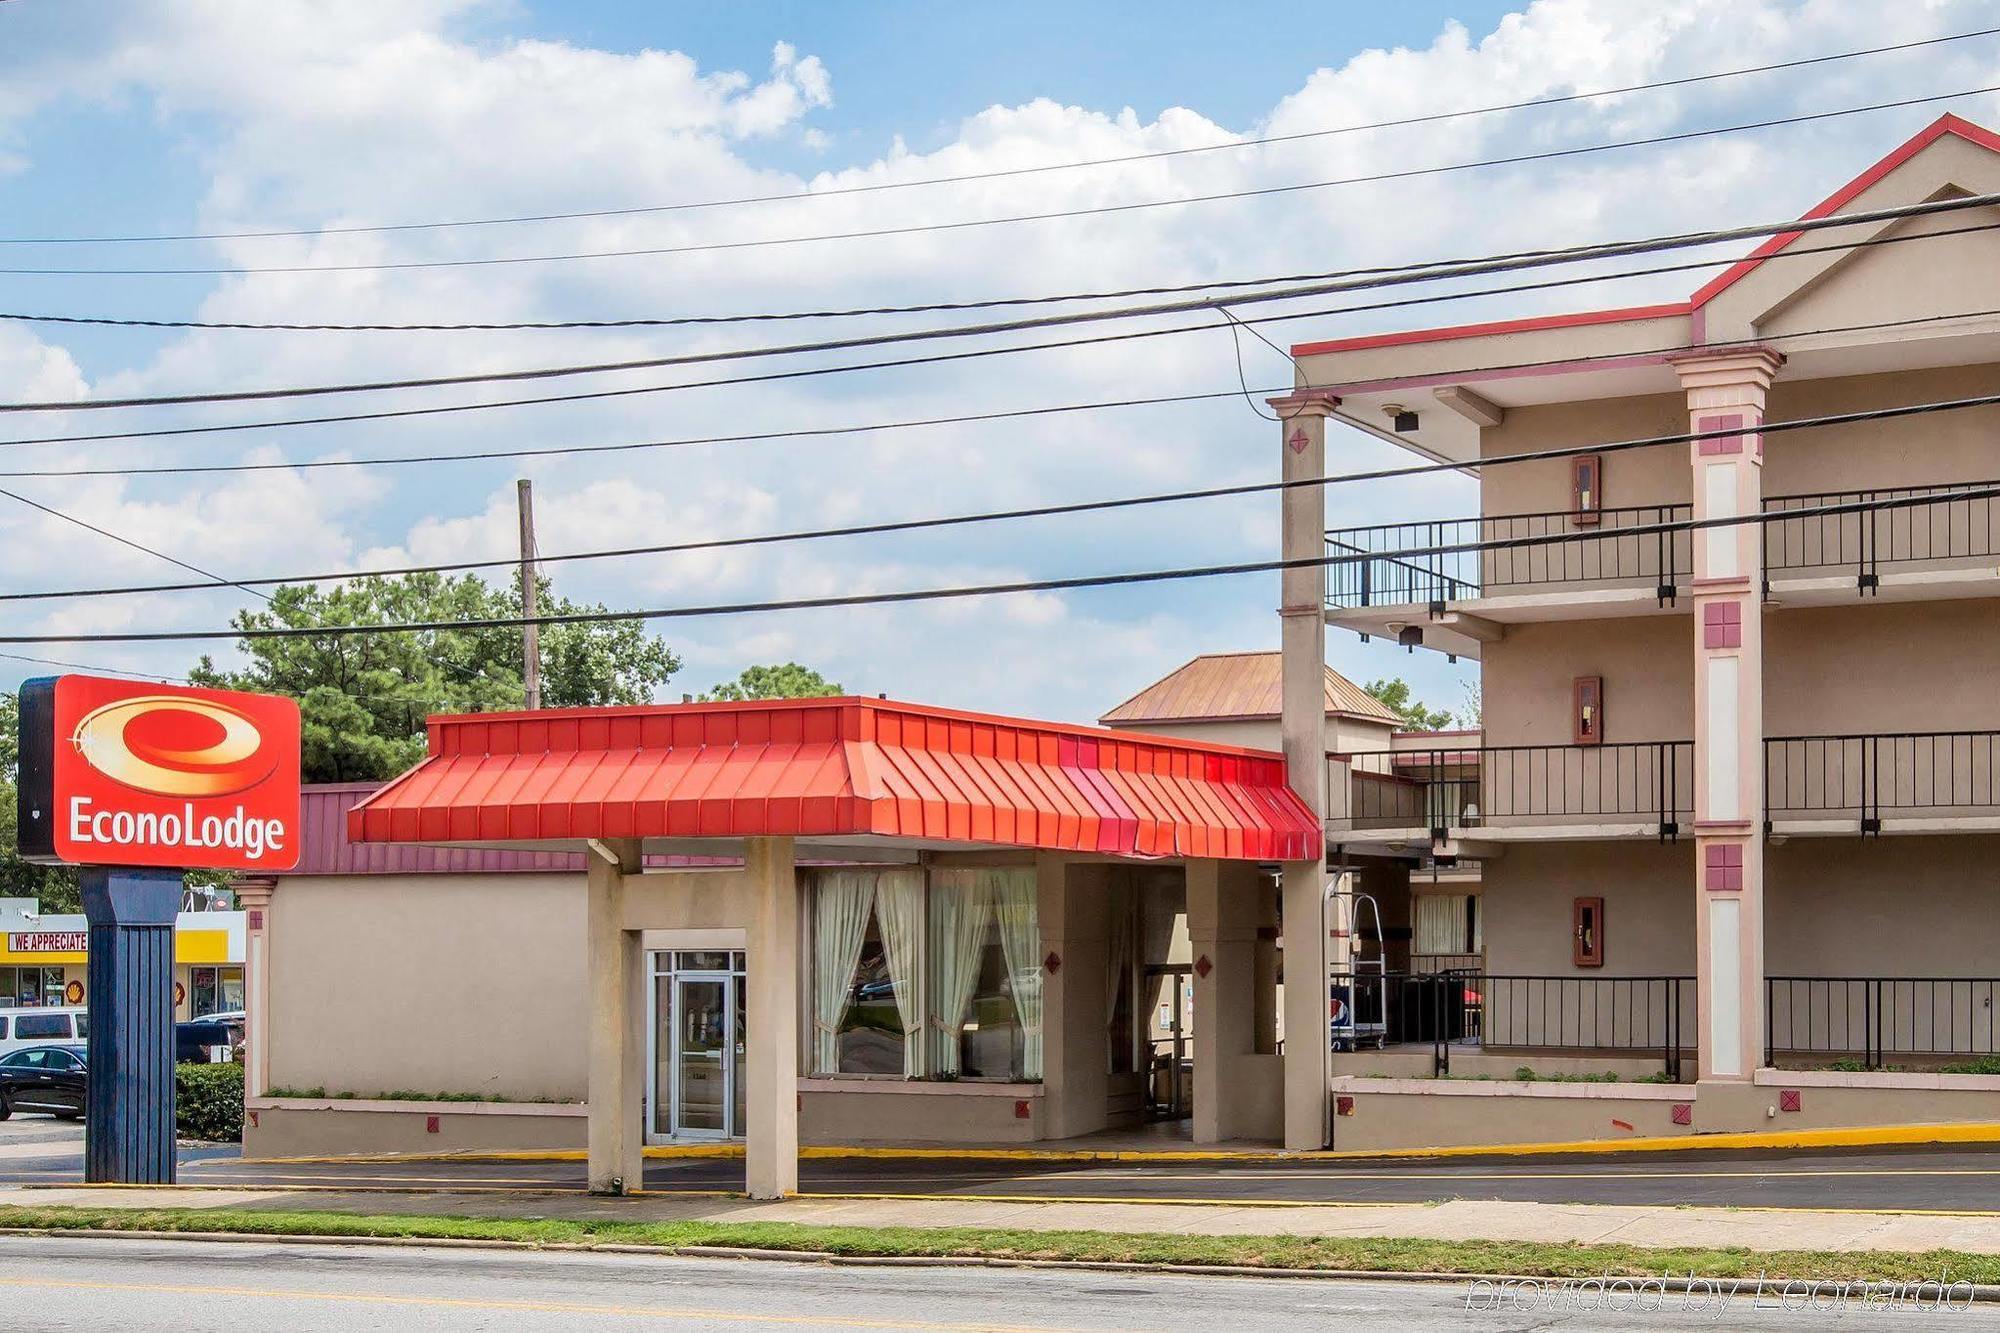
[0,1043,87,1120]
[176,1020,244,1065]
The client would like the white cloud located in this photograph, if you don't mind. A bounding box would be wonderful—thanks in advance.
[5,0,1996,720]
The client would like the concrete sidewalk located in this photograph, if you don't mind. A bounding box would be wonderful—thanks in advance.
[10,1184,2000,1257]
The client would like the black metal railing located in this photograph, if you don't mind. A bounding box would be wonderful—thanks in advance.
[1763,478,2000,593]
[1325,505,1690,608]
[1331,970,1690,1079]
[1324,483,1998,611]
[1328,741,1692,839]
[1767,977,2000,1068]
[1765,732,2000,833]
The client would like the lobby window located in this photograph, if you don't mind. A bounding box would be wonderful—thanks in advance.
[0,966,64,1008]
[808,866,1042,1082]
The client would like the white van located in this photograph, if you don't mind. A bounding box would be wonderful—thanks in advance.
[0,1008,87,1056]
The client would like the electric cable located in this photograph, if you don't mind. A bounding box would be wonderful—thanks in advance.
[13,26,1993,248]
[4,83,1994,279]
[4,483,1990,644]
[7,390,1993,604]
[5,188,1996,417]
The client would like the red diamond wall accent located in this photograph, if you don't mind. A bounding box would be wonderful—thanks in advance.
[1779,1089,1802,1112]
[1043,951,1061,975]
[1670,1103,1692,1126]
[1193,955,1213,979]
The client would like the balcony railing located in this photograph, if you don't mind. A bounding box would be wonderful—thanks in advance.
[1325,506,1689,609]
[1765,732,2000,833]
[1326,483,1999,609]
[1331,970,1690,1080]
[1763,478,2000,592]
[1327,741,1692,839]
[1767,977,2000,1068]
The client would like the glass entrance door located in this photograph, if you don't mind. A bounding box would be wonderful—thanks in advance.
[648,951,747,1143]
[673,976,731,1138]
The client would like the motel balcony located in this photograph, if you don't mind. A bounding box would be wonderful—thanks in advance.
[1324,479,2000,659]
[1327,729,2000,853]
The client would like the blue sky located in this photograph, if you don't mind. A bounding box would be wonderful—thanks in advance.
[0,1,1995,727]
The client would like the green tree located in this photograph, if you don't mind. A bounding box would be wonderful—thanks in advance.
[190,572,682,783]
[699,662,843,702]
[0,691,81,912]
[1363,677,1457,732]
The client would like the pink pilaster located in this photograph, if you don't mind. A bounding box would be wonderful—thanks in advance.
[1671,347,1782,1082]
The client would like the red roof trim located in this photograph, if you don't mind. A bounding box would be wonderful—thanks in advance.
[1690,114,2000,309]
[349,696,1320,863]
[1290,115,2000,357]
[1290,303,1688,358]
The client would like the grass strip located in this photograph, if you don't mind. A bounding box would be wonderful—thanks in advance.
[1,1204,1998,1282]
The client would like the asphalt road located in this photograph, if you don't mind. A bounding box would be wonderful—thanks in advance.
[1,1236,1989,1331]
[120,1143,2000,1212]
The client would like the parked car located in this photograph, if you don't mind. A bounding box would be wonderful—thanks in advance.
[176,1019,243,1064]
[0,1043,87,1120]
[0,1007,87,1056]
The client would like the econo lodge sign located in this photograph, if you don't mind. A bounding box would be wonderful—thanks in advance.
[17,675,301,871]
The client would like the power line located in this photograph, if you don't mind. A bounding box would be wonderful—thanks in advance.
[0,651,185,684]
[7,188,1998,417]
[5,84,1996,280]
[5,484,1992,645]
[2,293,1993,488]
[13,27,1995,249]
[4,212,1995,462]
[9,391,1995,605]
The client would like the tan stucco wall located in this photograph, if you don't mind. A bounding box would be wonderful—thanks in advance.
[1480,617,1693,748]
[1767,836,2000,975]
[268,873,589,1102]
[1766,600,2000,736]
[1480,841,1696,977]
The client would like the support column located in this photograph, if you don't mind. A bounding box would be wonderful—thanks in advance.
[585,838,642,1195]
[1269,387,1339,1149]
[744,835,799,1200]
[82,867,181,1184]
[234,877,276,1102]
[1188,860,1258,1144]
[1671,347,1782,1083]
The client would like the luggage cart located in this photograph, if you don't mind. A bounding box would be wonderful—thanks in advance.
[1328,884,1388,1051]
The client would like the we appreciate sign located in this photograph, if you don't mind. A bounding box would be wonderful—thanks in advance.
[7,931,87,954]
[17,675,301,872]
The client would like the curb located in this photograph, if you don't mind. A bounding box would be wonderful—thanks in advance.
[4,1225,2000,1300]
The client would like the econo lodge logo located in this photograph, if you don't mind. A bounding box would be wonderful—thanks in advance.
[72,694,280,798]
[18,675,303,872]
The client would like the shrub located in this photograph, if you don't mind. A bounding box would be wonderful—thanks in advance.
[176,1061,245,1142]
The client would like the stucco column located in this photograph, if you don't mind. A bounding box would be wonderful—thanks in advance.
[744,835,800,1199]
[234,877,276,1101]
[1671,347,1782,1082]
[1188,860,1259,1144]
[585,838,643,1195]
[1269,387,1338,1149]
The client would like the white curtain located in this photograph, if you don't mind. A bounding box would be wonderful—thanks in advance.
[810,871,876,1074]
[872,868,928,1077]
[1469,894,1484,954]
[1104,886,1132,1042]
[927,869,992,1076]
[991,867,1044,1080]
[1413,893,1469,957]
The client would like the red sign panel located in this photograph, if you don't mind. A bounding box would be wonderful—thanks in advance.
[25,676,301,872]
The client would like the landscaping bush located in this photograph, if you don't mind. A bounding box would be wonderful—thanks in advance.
[176,1061,245,1142]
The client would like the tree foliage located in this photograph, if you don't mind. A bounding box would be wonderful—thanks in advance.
[0,691,81,912]
[699,662,843,702]
[1362,676,1459,732]
[189,573,682,784]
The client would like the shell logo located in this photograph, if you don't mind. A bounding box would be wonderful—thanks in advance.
[70,695,280,799]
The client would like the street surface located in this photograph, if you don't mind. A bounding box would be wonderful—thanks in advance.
[54,1142,2000,1212]
[0,1236,1991,1331]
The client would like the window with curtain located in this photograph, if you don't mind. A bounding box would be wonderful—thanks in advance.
[811,866,1043,1082]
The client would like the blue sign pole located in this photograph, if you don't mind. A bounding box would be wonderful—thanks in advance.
[81,867,182,1184]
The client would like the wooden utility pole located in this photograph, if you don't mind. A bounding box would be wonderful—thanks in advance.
[517,478,541,710]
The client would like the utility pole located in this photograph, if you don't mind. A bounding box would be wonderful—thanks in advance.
[517,478,541,710]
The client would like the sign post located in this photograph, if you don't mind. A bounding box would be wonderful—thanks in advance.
[15,675,300,1185]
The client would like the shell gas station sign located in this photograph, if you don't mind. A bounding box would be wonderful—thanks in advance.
[17,675,302,873]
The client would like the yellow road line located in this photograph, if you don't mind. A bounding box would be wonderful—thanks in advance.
[0,1275,1064,1330]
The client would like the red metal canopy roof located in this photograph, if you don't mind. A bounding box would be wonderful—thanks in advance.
[349,697,1321,862]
